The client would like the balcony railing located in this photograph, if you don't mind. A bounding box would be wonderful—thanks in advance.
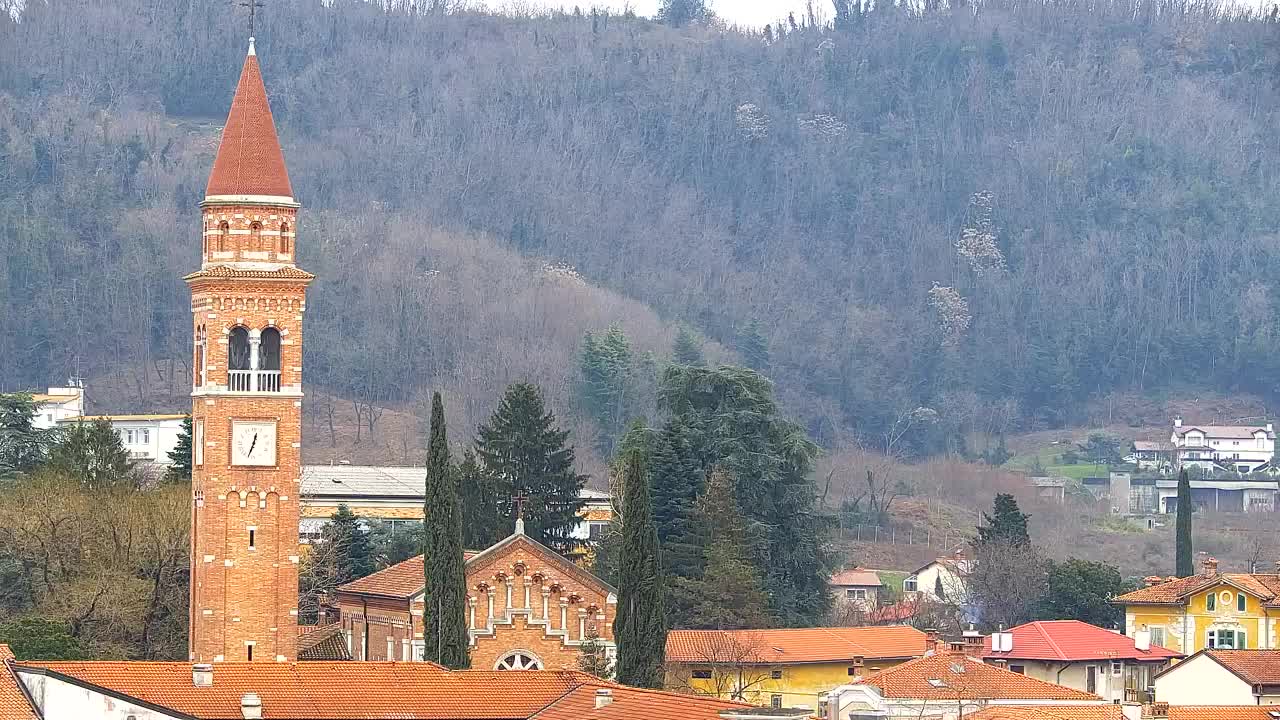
[227,369,282,393]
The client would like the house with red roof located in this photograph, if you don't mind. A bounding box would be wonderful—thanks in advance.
[981,620,1181,704]
[829,567,884,611]
[1151,648,1280,706]
[821,651,1108,720]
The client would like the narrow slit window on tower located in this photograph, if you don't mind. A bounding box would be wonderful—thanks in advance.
[248,528,256,550]
[218,221,230,252]
[247,644,254,661]
[281,223,290,254]
[250,221,263,251]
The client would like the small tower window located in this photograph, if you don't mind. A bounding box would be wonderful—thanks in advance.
[281,223,290,254]
[248,528,256,550]
[260,328,281,371]
[228,327,251,371]
[218,221,230,252]
[250,222,263,251]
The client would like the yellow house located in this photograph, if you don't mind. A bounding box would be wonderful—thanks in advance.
[1115,557,1280,655]
[664,625,928,712]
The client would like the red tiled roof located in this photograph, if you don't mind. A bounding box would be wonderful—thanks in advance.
[830,568,883,587]
[205,43,293,199]
[530,681,748,720]
[0,646,37,720]
[1166,708,1280,720]
[1114,572,1280,607]
[338,552,477,599]
[184,266,315,282]
[855,653,1100,700]
[965,707,1124,720]
[296,624,351,661]
[14,660,745,720]
[981,621,1181,662]
[665,626,927,664]
[1200,649,1280,685]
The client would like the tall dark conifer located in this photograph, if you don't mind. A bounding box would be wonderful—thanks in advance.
[1175,469,1193,577]
[649,418,704,580]
[976,493,1031,547]
[457,449,502,550]
[421,393,469,668]
[614,442,666,688]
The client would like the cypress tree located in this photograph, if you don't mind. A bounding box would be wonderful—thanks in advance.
[1175,469,1193,577]
[421,393,470,668]
[474,383,587,555]
[614,443,667,688]
[976,493,1031,547]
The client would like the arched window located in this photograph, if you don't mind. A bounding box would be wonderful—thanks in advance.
[218,221,230,252]
[228,327,251,371]
[259,327,281,371]
[250,222,263,251]
[280,223,290,254]
[194,325,207,387]
[494,651,543,671]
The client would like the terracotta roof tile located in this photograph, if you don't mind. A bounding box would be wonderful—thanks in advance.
[855,653,1100,700]
[965,706,1125,720]
[205,44,293,199]
[830,568,883,587]
[982,621,1181,662]
[1166,708,1280,720]
[665,626,927,664]
[0,646,37,720]
[1115,572,1280,607]
[296,624,351,661]
[184,266,315,281]
[530,681,749,720]
[338,552,477,599]
[1201,649,1280,684]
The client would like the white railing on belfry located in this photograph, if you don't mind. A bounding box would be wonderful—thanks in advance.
[227,370,282,393]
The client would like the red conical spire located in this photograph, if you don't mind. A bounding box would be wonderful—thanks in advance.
[205,38,294,199]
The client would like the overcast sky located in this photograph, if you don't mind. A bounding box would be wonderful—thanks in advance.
[494,0,820,29]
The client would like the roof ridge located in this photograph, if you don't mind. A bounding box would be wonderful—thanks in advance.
[1031,621,1069,660]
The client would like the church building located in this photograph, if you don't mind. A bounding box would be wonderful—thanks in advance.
[187,37,310,663]
[334,518,617,671]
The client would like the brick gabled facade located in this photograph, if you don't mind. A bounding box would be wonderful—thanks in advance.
[336,525,617,670]
[188,38,310,664]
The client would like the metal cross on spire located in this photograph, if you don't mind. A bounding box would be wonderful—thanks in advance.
[511,488,529,535]
[239,0,265,36]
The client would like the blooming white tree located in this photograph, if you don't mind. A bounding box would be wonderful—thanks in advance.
[797,113,848,140]
[955,191,1005,277]
[734,103,770,141]
[928,284,971,347]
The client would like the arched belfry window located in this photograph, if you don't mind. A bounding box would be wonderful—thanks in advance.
[250,222,263,251]
[228,327,251,371]
[280,223,290,254]
[218,221,230,252]
[260,328,281,371]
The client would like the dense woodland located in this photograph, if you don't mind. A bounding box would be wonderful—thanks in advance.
[4,0,1280,464]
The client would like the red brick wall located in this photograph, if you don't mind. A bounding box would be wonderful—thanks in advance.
[188,201,309,663]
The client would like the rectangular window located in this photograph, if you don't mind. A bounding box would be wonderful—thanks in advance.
[1150,628,1165,648]
[588,522,608,541]
[1086,666,1097,694]
[246,643,254,661]
[194,420,204,466]
[770,669,783,679]
[1111,660,1123,676]
[1009,665,1025,675]
[248,528,256,550]
[770,695,782,709]
[847,588,868,600]
[903,577,918,592]
[1207,593,1216,612]
[691,669,712,680]
[1239,593,1247,612]
[387,637,394,660]
[139,428,150,444]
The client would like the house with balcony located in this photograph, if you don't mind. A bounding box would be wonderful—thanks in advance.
[1170,416,1275,474]
[56,413,187,466]
[981,620,1181,704]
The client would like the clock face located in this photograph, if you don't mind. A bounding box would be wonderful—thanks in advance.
[231,420,277,467]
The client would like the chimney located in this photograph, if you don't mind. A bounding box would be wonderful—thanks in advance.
[192,663,213,687]
[1135,629,1151,652]
[1174,415,1183,429]
[924,627,941,653]
[594,688,613,709]
[1202,557,1219,577]
[962,624,984,657]
[1146,702,1170,720]
[1268,422,1274,434]
[240,693,263,720]
[1142,575,1163,588]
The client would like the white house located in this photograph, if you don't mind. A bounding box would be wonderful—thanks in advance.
[1156,478,1278,514]
[1152,649,1280,705]
[29,386,85,430]
[904,549,971,604]
[57,414,187,466]
[1170,416,1275,474]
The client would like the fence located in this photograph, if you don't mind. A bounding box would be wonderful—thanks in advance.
[834,522,965,550]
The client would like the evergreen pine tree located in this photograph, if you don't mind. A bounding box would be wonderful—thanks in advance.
[324,504,376,584]
[671,326,705,367]
[735,319,770,373]
[1175,469,1194,577]
[657,0,707,25]
[614,443,666,688]
[475,383,587,554]
[421,393,470,669]
[47,419,136,489]
[0,393,51,477]
[674,469,772,629]
[976,493,1031,547]
[165,416,193,482]
[457,449,503,550]
[577,628,614,679]
[649,417,705,580]
[579,325,634,456]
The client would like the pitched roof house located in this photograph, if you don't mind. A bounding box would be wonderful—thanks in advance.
[981,620,1181,703]
[829,567,883,610]
[1151,648,1280,705]
[822,652,1105,720]
[1169,416,1275,474]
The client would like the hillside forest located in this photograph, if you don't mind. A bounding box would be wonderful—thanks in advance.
[5,0,1280,471]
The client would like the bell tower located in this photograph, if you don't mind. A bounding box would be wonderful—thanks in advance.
[187,37,311,663]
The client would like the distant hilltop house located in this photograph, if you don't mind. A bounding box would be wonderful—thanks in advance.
[1169,415,1275,474]
[27,385,85,430]
[57,414,188,466]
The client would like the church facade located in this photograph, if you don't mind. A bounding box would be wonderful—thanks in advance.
[335,523,617,671]
[187,38,310,663]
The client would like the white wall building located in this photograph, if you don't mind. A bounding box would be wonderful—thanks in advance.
[1152,649,1280,705]
[29,387,85,430]
[1170,416,1275,474]
[58,414,187,466]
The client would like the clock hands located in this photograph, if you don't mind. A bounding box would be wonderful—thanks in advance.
[247,432,258,457]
